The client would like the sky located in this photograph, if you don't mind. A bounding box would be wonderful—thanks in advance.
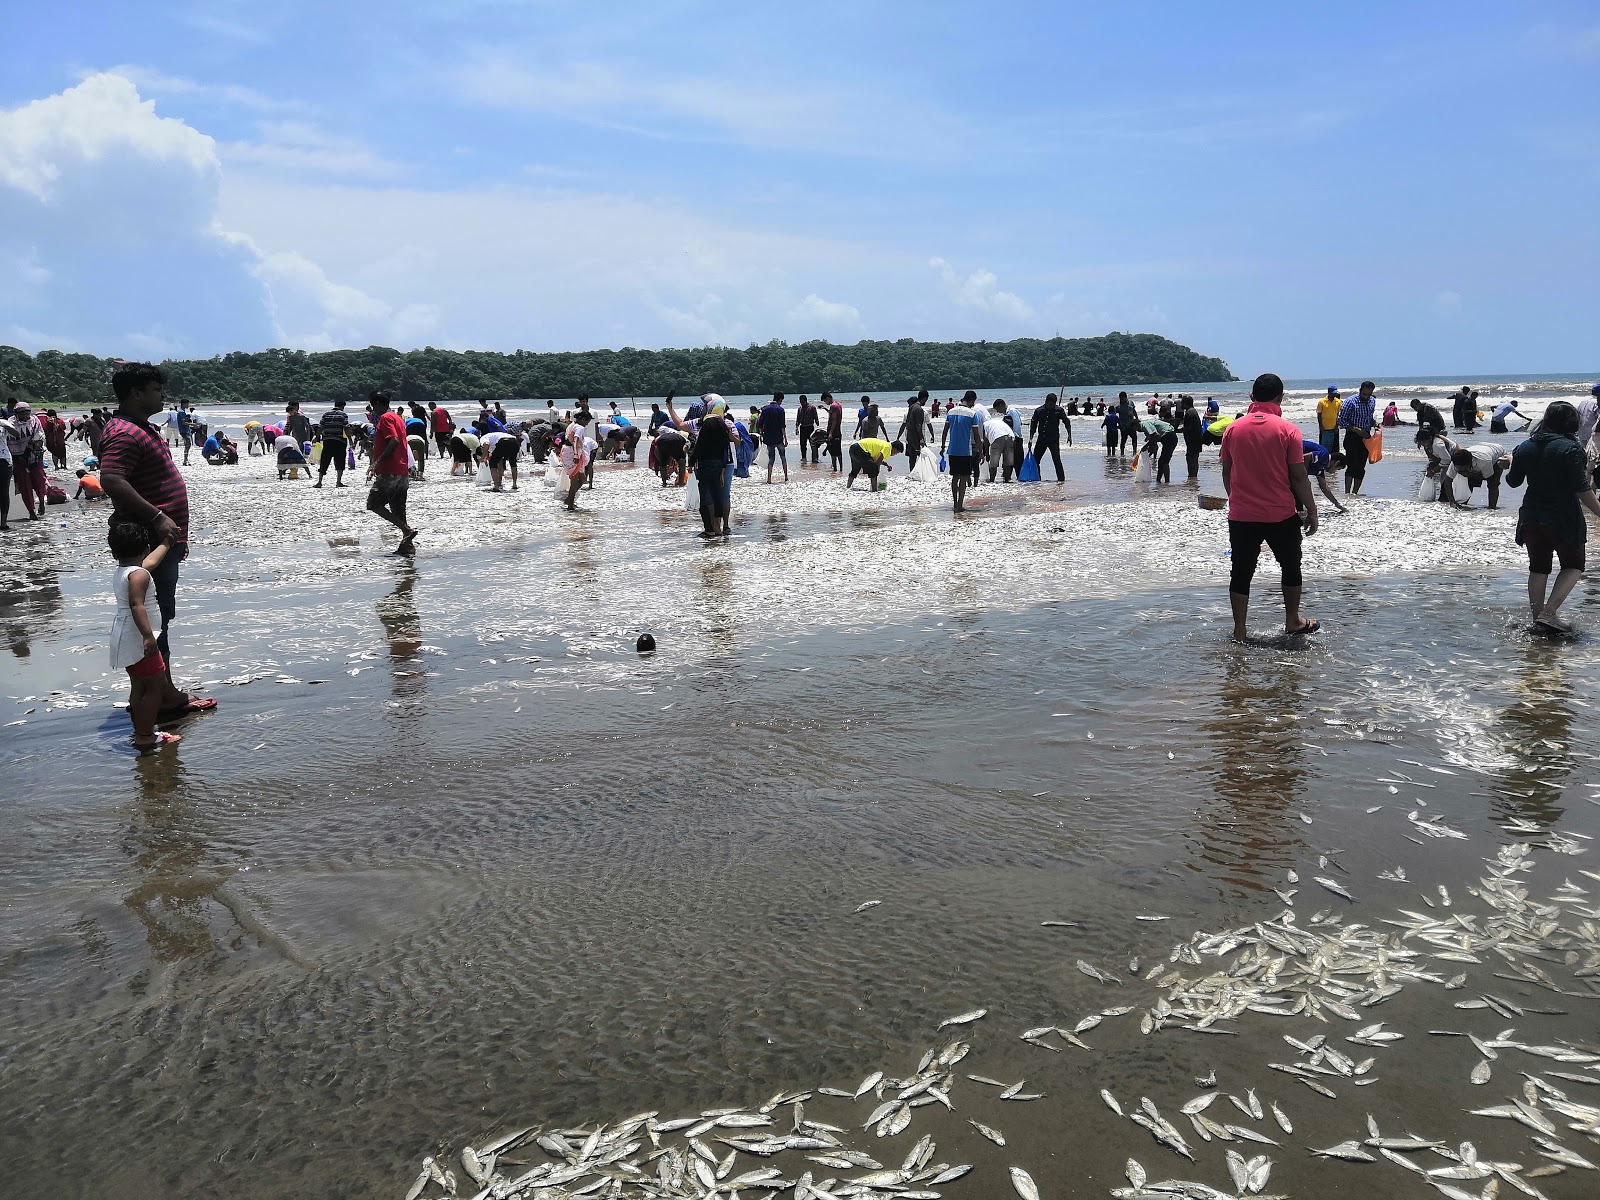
[0,1,1596,378]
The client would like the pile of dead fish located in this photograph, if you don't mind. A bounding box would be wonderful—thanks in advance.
[403,1032,988,1200]
[405,843,1598,1200]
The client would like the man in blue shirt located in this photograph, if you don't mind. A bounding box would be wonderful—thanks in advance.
[758,393,788,483]
[1337,380,1379,495]
[939,390,981,513]
[1301,439,1347,514]
[1490,400,1530,435]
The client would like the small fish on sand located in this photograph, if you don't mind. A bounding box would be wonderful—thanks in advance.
[853,900,882,913]
[1008,1166,1040,1200]
[938,1008,987,1028]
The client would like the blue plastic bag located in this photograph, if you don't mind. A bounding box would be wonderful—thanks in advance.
[938,454,947,473]
[1018,451,1040,482]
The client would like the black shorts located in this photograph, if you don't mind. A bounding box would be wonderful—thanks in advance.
[1519,521,1585,573]
[490,439,520,467]
[368,473,409,507]
[1228,516,1304,594]
[319,439,346,470]
[946,453,974,477]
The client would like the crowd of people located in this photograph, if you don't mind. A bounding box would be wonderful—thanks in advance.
[5,363,1600,751]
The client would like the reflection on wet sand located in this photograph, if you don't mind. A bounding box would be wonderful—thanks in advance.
[1192,646,1310,892]
[122,752,225,971]
[377,561,425,715]
[1489,640,1573,828]
[0,540,68,658]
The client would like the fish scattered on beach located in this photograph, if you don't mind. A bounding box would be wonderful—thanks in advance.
[408,842,1600,1200]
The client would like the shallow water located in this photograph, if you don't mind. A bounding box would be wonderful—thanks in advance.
[1,451,1598,1200]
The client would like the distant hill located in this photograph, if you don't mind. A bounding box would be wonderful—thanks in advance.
[0,333,1234,408]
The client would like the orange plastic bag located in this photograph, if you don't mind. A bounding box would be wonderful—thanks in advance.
[1364,430,1383,463]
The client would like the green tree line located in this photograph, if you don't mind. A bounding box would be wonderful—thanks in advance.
[0,333,1233,409]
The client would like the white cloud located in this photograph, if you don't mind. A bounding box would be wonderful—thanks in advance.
[1434,289,1463,317]
[223,120,403,178]
[788,293,862,329]
[929,257,1034,323]
[218,175,902,351]
[451,54,965,159]
[0,74,427,355]
[100,64,302,113]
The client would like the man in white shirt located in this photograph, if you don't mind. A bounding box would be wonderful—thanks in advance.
[983,400,1018,483]
[1442,441,1510,509]
[164,406,180,445]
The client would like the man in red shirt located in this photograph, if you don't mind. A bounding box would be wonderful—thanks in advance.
[1219,373,1320,641]
[100,361,217,721]
[366,391,418,554]
[429,401,452,458]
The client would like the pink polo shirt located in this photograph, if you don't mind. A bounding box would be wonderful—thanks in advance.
[1219,403,1302,523]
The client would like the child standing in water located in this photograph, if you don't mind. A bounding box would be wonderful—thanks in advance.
[108,519,181,750]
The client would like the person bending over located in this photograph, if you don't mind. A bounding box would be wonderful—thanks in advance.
[1443,442,1510,510]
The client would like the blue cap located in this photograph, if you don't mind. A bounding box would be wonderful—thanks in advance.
[1327,387,1339,396]
[1591,381,1600,393]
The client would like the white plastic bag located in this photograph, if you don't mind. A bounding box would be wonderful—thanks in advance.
[684,469,700,511]
[474,462,491,487]
[910,449,941,483]
[1417,471,1440,502]
[1133,450,1153,483]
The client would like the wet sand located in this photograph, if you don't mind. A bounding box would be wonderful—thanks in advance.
[1,448,1597,1199]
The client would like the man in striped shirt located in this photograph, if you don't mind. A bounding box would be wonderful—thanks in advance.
[99,362,216,722]
[314,398,351,487]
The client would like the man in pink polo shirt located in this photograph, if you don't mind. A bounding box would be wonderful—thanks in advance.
[1219,373,1320,641]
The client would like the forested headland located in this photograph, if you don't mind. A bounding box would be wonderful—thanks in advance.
[0,332,1233,408]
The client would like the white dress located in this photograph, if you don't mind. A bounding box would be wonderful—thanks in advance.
[109,565,149,669]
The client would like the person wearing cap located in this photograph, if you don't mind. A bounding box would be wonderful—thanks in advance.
[1316,388,1342,453]
[5,401,48,519]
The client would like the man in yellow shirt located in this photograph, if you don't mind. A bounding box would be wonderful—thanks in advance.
[1316,387,1342,452]
[847,437,897,491]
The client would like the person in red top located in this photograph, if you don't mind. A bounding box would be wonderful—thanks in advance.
[1219,373,1320,641]
[429,401,452,458]
[366,391,418,554]
[99,361,217,721]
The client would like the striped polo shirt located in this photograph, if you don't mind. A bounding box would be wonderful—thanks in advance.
[99,412,190,553]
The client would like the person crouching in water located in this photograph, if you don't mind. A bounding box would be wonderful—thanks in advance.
[108,519,181,750]
[275,434,312,481]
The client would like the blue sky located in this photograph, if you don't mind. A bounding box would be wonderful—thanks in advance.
[1,1,1596,377]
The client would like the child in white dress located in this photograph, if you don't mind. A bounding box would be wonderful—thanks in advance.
[108,519,180,750]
